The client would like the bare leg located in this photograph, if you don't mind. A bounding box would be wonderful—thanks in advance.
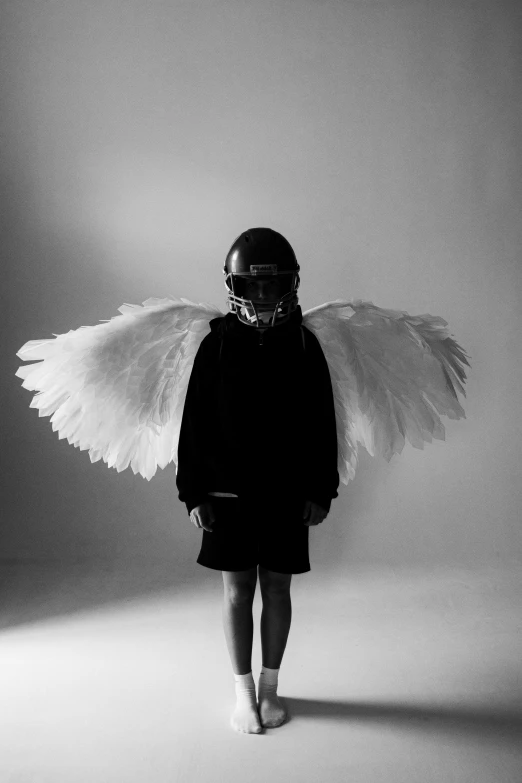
[259,566,292,669]
[258,566,292,727]
[222,568,262,733]
[221,567,258,674]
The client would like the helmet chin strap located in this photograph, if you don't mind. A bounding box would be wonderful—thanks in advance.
[240,303,284,327]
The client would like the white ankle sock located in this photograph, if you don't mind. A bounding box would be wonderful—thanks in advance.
[259,665,279,688]
[234,670,256,693]
[258,666,287,728]
[231,671,262,734]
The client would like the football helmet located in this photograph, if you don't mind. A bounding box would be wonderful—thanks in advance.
[223,227,300,328]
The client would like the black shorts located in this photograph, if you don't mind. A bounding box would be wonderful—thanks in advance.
[196,494,311,575]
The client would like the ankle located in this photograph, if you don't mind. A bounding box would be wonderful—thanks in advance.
[234,671,255,691]
[259,664,279,685]
[259,665,280,688]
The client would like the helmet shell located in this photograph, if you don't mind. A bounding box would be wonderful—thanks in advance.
[223,228,300,328]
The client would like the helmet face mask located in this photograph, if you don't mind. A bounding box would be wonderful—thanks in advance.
[227,273,298,327]
[223,228,300,329]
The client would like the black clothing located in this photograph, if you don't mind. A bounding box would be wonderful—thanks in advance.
[176,305,339,515]
[196,495,311,574]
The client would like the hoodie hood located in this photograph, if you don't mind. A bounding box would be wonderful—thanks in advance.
[209,304,303,343]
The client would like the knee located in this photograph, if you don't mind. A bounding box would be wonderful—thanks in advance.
[260,574,292,600]
[224,584,256,605]
[261,584,291,601]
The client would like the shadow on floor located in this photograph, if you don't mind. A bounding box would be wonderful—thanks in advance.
[0,557,217,631]
[282,697,522,742]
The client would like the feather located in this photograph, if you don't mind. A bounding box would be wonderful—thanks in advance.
[16,293,471,488]
[302,300,471,485]
[15,297,224,480]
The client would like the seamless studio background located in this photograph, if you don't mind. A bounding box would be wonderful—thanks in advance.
[4,0,520,583]
[1,1,521,779]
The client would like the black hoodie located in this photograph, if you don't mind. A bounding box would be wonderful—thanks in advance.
[176,305,339,515]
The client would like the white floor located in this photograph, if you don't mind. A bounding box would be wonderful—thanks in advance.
[0,562,520,783]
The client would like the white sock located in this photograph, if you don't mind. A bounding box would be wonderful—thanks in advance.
[231,671,262,734]
[257,665,287,728]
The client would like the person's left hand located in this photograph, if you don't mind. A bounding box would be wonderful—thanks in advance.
[302,500,328,526]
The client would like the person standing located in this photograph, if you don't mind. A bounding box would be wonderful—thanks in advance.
[176,228,339,733]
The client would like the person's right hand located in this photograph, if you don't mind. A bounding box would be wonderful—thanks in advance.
[190,502,216,532]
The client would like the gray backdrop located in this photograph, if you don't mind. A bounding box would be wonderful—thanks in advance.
[3,0,521,601]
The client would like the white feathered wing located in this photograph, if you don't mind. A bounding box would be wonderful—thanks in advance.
[15,297,224,480]
[302,300,471,486]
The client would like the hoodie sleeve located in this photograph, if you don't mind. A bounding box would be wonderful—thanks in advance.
[301,328,340,514]
[175,334,216,515]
